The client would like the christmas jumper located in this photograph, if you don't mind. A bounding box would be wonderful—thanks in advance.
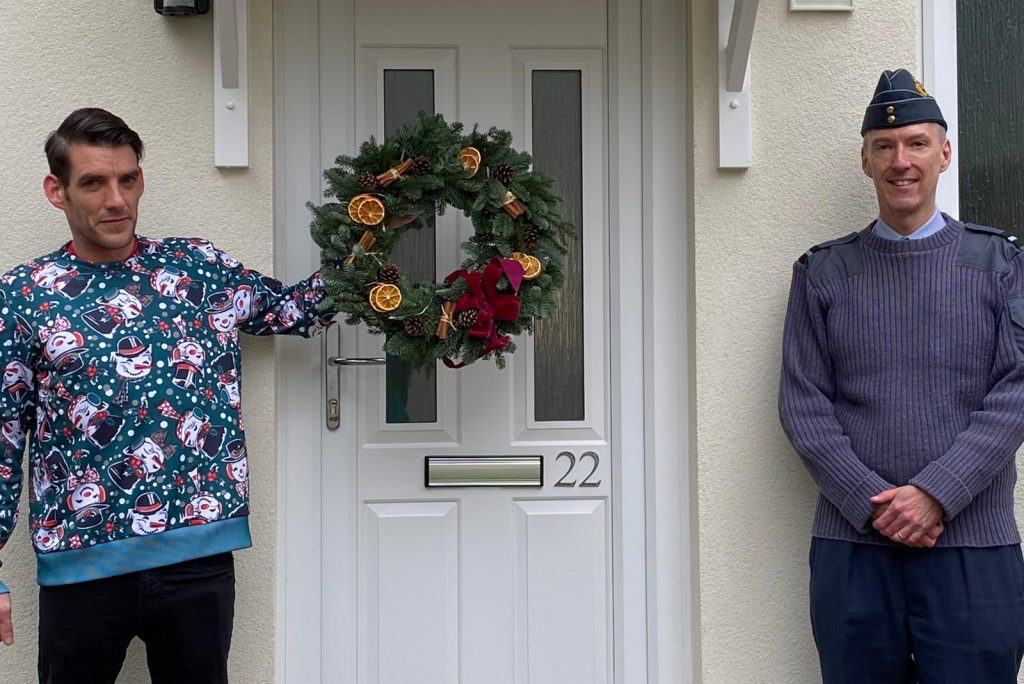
[0,236,335,591]
[779,216,1024,546]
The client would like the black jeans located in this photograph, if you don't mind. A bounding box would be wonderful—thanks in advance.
[38,552,235,684]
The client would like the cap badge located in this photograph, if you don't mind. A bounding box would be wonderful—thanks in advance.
[914,80,929,97]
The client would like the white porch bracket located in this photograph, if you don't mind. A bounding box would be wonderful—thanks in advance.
[214,0,249,167]
[718,0,758,168]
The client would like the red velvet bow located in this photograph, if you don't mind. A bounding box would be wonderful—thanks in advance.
[443,258,525,367]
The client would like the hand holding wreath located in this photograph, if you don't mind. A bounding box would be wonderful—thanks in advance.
[309,113,574,369]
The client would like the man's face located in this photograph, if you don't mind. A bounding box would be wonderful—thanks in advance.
[44,144,144,263]
[861,123,950,231]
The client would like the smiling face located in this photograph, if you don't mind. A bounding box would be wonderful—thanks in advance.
[113,347,152,380]
[33,523,64,552]
[129,438,166,474]
[861,123,951,235]
[131,504,168,535]
[69,398,99,431]
[177,411,206,448]
[186,495,223,523]
[153,268,182,296]
[44,330,85,363]
[3,360,31,393]
[175,340,205,367]
[208,308,237,333]
[227,456,248,482]
[32,262,71,289]
[2,419,24,448]
[67,482,105,511]
[232,286,253,321]
[43,144,144,263]
[103,290,143,320]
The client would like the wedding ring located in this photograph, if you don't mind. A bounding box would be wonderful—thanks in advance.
[897,531,906,540]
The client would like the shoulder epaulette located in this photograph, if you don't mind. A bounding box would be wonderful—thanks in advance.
[799,232,864,285]
[798,232,858,265]
[959,222,1021,274]
[964,222,1019,244]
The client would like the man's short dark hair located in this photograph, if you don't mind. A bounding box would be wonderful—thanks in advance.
[45,108,144,186]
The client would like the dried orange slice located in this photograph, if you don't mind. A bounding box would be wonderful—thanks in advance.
[459,147,481,177]
[355,196,386,225]
[509,252,542,280]
[347,194,371,222]
[368,284,402,312]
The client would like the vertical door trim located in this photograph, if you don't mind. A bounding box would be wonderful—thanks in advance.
[273,0,329,682]
[919,0,959,217]
[608,0,650,682]
[641,1,696,680]
[273,0,696,681]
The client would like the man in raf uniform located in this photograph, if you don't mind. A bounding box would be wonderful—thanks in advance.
[780,69,1024,682]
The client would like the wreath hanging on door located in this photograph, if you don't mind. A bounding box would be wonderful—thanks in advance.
[309,113,574,370]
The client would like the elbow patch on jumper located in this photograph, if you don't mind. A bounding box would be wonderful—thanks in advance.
[1007,296,1024,365]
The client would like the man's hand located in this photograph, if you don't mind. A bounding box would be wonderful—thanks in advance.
[870,485,944,547]
[0,593,13,646]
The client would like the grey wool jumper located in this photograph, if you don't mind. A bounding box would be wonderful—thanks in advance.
[779,215,1024,547]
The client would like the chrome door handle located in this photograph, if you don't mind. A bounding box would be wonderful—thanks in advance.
[324,323,341,430]
[327,357,386,366]
[323,323,385,430]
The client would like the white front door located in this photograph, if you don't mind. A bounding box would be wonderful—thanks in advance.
[276,0,652,681]
[323,2,611,683]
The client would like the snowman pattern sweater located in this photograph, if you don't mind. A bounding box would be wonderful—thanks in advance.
[0,237,334,590]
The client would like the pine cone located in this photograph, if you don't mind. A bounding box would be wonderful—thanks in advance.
[495,163,514,186]
[523,224,540,250]
[377,264,401,285]
[411,155,432,176]
[455,308,479,329]
[404,316,425,337]
[357,171,378,192]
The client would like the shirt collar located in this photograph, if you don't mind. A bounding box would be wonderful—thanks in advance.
[872,209,946,240]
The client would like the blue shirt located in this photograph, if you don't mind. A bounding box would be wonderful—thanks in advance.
[872,209,946,240]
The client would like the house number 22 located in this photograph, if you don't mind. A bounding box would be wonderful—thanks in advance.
[553,451,602,487]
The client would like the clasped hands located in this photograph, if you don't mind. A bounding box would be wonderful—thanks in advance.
[870,485,944,548]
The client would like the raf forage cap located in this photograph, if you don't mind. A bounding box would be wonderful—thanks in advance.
[861,68,947,136]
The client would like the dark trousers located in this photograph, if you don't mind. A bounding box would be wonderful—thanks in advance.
[38,552,235,684]
[809,539,1024,683]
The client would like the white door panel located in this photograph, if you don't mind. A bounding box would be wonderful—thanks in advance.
[361,501,460,684]
[322,1,612,682]
[515,499,610,684]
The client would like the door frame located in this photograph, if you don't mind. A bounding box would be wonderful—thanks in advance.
[272,0,695,681]
[919,0,959,217]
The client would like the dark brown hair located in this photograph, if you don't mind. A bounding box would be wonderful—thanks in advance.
[45,108,144,186]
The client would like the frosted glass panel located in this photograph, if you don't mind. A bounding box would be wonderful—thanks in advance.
[956,1,1024,236]
[384,69,437,423]
[531,71,584,422]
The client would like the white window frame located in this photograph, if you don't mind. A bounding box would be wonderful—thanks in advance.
[919,0,959,218]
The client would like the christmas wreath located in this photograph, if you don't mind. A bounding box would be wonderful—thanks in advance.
[309,113,574,369]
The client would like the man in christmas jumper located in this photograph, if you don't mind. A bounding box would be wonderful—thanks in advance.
[0,108,335,682]
[780,69,1024,682]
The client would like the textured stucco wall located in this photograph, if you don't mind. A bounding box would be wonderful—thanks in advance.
[690,2,919,682]
[0,3,276,682]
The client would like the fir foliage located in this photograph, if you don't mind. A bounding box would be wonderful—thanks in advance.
[309,112,575,370]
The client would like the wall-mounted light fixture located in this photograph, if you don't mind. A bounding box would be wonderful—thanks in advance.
[154,0,210,15]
